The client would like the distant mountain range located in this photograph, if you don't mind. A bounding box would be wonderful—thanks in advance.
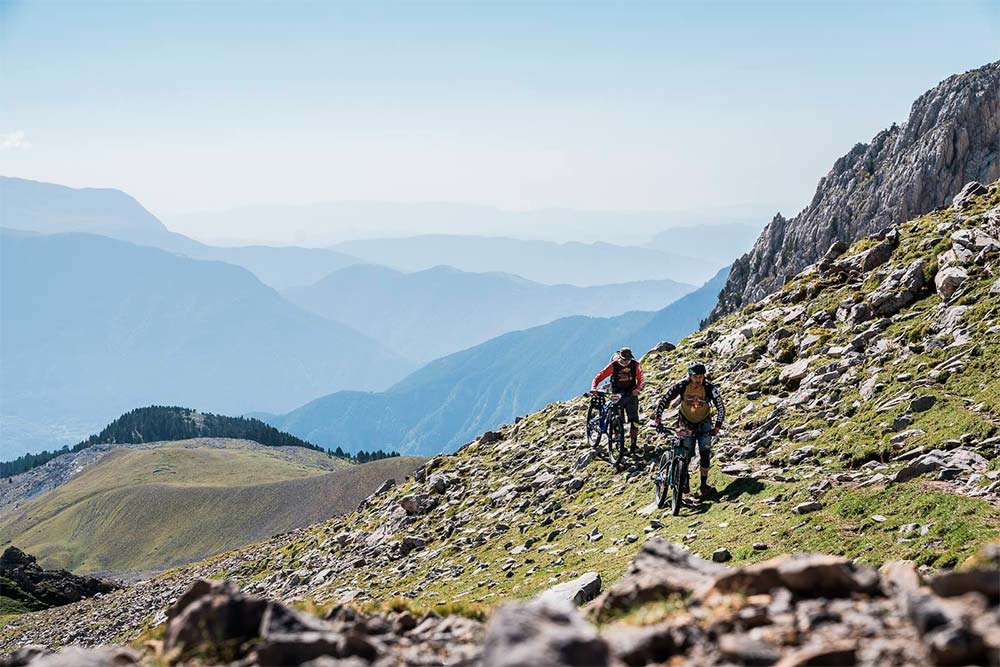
[334,234,721,286]
[168,200,776,247]
[284,264,694,363]
[0,229,413,458]
[0,177,361,290]
[261,267,728,455]
[1,175,743,459]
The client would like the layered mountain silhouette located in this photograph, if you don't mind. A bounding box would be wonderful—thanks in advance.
[335,234,720,286]
[262,268,728,454]
[1,176,730,459]
[170,200,775,247]
[0,229,413,457]
[284,264,694,363]
[0,177,362,290]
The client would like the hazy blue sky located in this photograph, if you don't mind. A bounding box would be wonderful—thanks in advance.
[1,1,998,223]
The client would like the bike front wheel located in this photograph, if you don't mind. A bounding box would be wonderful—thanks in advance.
[608,410,627,468]
[654,452,670,508]
[671,456,689,516]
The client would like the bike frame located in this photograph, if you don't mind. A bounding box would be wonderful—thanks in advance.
[653,429,692,488]
[588,391,625,435]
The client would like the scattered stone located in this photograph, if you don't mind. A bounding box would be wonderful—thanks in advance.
[712,548,732,563]
[400,535,426,556]
[536,572,602,606]
[711,553,879,598]
[399,493,438,515]
[779,359,811,388]
[793,501,823,514]
[909,395,937,413]
[935,266,968,301]
[592,539,728,618]
[951,181,989,210]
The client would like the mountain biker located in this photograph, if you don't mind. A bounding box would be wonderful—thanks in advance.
[652,363,725,498]
[591,347,645,454]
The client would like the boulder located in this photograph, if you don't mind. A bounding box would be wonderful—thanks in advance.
[909,395,937,413]
[427,473,450,494]
[951,181,989,210]
[712,548,732,563]
[779,359,811,388]
[163,579,270,658]
[935,306,968,334]
[833,236,896,275]
[928,568,1000,602]
[868,259,931,316]
[399,535,427,557]
[793,501,823,514]
[604,622,679,666]
[935,266,968,301]
[893,448,987,483]
[536,572,602,606]
[591,539,728,618]
[711,553,879,598]
[399,493,438,515]
[879,560,922,595]
[481,599,609,667]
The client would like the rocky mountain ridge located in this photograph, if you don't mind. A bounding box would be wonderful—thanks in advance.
[3,182,1000,662]
[712,59,1000,320]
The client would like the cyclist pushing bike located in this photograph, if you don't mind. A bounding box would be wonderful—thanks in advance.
[652,362,726,498]
[591,347,644,454]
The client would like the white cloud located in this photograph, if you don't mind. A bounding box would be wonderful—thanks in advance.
[0,131,32,151]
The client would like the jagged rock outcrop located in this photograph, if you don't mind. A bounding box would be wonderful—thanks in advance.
[6,538,997,666]
[712,60,1000,320]
[0,547,117,609]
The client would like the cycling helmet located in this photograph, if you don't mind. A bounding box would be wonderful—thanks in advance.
[688,362,707,375]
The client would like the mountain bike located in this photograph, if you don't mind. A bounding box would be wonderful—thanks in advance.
[652,423,691,516]
[585,389,628,467]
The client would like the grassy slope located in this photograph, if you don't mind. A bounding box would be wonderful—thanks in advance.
[220,188,1000,612]
[0,440,422,574]
[3,191,999,647]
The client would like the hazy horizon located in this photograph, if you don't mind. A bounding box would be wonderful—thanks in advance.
[164,199,775,246]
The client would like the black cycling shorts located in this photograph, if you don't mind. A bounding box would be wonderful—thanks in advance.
[619,394,640,425]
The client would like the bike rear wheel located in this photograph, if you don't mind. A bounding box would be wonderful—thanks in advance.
[585,403,603,451]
